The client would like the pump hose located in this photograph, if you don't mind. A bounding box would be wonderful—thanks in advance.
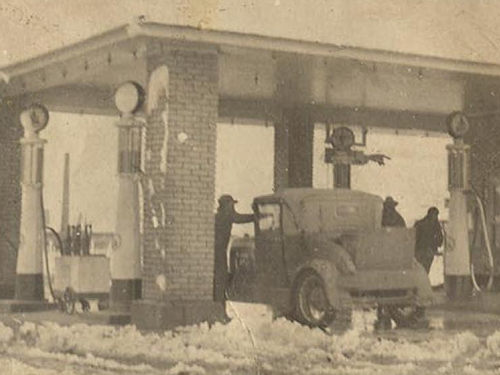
[0,192,63,302]
[470,191,495,292]
[40,192,59,302]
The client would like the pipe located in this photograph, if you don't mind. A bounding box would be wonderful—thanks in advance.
[40,192,58,302]
[470,191,495,292]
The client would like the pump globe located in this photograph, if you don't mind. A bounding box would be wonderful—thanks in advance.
[20,104,49,134]
[114,81,145,114]
[331,126,355,149]
[447,111,470,139]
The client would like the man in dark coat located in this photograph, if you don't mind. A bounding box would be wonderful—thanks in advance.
[414,207,443,274]
[376,196,407,329]
[382,196,406,227]
[214,195,254,311]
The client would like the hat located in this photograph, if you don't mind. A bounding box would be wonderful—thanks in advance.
[218,194,238,206]
[384,196,398,206]
[427,206,439,216]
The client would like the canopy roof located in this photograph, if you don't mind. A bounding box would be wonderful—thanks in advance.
[2,0,500,69]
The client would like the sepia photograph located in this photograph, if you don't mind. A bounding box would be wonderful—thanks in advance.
[0,0,499,373]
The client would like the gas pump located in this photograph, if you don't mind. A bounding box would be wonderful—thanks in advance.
[324,125,390,188]
[444,112,473,299]
[444,112,495,299]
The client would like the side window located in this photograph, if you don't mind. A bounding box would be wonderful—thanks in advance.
[257,204,281,232]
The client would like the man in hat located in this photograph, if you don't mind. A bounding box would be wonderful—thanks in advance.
[382,196,406,228]
[376,196,407,329]
[414,207,443,274]
[214,195,254,315]
[400,206,442,328]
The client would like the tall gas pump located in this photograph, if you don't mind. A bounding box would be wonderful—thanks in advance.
[324,126,389,188]
[444,112,474,299]
[110,81,145,312]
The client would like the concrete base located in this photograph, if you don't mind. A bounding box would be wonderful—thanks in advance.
[0,284,15,299]
[110,279,141,311]
[82,310,132,325]
[0,299,56,313]
[445,275,473,300]
[15,273,44,300]
[131,299,226,331]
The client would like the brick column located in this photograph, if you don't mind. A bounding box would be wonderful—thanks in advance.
[131,44,224,330]
[273,106,314,190]
[0,99,22,299]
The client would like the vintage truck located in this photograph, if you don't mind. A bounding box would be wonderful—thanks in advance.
[227,188,434,330]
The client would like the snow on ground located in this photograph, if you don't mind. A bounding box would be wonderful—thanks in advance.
[2,303,500,374]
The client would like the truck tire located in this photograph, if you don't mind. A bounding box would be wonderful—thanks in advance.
[293,271,352,332]
[387,305,419,328]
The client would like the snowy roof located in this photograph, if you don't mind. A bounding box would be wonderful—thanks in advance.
[2,0,500,70]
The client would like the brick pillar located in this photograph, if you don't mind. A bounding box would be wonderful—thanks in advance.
[0,99,22,299]
[131,45,224,330]
[273,107,314,190]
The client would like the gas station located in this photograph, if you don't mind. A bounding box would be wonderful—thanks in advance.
[0,17,499,330]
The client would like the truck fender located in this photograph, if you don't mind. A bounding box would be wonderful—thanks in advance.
[296,259,351,310]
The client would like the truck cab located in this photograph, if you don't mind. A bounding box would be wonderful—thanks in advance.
[228,188,433,329]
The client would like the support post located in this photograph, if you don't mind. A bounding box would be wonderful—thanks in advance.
[273,106,313,190]
[334,164,351,189]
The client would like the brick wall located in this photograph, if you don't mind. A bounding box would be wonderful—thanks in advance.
[0,99,22,297]
[142,43,218,302]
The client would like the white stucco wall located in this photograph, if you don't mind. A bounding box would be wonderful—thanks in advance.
[314,125,450,226]
[42,112,118,233]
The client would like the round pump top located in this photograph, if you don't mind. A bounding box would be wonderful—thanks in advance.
[20,103,49,135]
[330,126,355,150]
[114,81,145,114]
[446,111,470,139]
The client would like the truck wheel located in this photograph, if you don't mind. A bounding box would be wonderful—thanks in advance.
[387,305,418,328]
[294,272,352,331]
[62,287,76,315]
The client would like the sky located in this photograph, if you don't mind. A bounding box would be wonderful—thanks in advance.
[2,0,500,68]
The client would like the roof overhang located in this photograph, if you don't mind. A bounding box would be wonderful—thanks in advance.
[3,21,500,88]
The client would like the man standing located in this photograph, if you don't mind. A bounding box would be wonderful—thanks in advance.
[414,207,443,274]
[376,196,407,330]
[214,195,254,314]
[382,197,406,227]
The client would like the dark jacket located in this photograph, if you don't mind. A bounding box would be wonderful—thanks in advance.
[382,207,406,228]
[213,208,254,302]
[414,216,443,255]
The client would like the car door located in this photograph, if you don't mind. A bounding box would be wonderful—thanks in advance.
[254,202,289,294]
